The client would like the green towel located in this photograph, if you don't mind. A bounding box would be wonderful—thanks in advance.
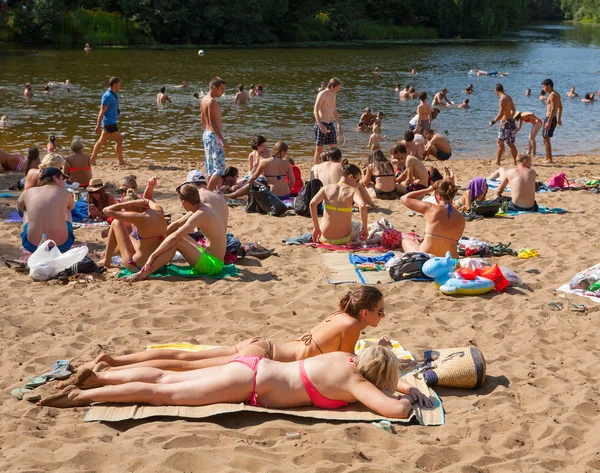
[118,263,238,279]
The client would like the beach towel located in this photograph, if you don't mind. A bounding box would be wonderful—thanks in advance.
[322,252,394,284]
[556,284,600,303]
[498,205,567,216]
[72,219,109,228]
[557,263,600,303]
[84,341,444,426]
[306,242,388,252]
[0,192,18,198]
[117,263,238,280]
[3,210,23,223]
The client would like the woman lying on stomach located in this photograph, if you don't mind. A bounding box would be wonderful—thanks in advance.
[41,346,432,418]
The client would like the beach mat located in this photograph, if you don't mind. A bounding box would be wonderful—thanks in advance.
[84,372,442,426]
[305,242,388,252]
[118,263,238,280]
[498,205,567,217]
[72,219,109,228]
[321,252,393,284]
[3,210,23,223]
[556,284,600,303]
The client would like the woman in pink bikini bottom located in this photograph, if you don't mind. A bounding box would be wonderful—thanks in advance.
[40,346,432,418]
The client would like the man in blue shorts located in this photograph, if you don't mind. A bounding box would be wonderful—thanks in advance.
[91,77,124,165]
[201,77,227,190]
[313,78,344,164]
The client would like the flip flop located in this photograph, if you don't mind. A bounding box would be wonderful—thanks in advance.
[548,301,563,311]
[24,360,74,388]
[570,303,586,313]
[518,248,539,259]
[11,387,33,400]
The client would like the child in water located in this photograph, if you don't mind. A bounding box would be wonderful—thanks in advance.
[47,135,59,152]
[367,124,386,150]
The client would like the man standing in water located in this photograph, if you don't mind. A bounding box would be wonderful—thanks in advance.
[313,78,344,164]
[542,78,562,164]
[489,83,517,166]
[201,77,227,191]
[91,77,124,165]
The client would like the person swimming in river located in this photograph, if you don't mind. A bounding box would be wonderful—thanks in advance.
[58,287,393,380]
[400,179,465,258]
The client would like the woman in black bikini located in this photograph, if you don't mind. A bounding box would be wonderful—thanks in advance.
[400,179,465,257]
[362,149,398,200]
[247,141,295,199]
[102,176,167,269]
[59,287,393,380]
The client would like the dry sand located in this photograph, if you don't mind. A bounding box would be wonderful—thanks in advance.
[1,155,599,473]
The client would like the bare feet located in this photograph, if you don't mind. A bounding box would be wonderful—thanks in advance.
[122,271,148,282]
[39,385,88,408]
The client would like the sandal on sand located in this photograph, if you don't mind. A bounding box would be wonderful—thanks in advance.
[570,303,586,313]
[491,242,517,256]
[244,242,278,259]
[548,301,564,311]
[24,360,74,389]
[3,260,29,273]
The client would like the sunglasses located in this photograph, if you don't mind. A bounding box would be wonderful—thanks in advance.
[118,188,128,195]
[175,183,187,202]
[370,307,385,317]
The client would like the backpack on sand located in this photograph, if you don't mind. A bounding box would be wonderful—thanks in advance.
[294,179,323,217]
[388,252,432,281]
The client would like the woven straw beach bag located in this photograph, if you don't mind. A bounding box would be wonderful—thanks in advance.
[422,346,486,389]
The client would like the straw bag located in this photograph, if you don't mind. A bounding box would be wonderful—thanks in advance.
[422,346,486,389]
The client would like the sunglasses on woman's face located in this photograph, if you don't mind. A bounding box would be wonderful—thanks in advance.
[118,188,128,194]
[369,307,385,317]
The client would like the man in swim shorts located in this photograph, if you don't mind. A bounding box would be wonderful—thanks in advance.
[201,77,227,190]
[125,184,226,282]
[17,167,75,253]
[493,154,538,211]
[489,83,518,166]
[313,78,344,164]
[90,77,124,165]
[423,129,452,161]
[415,91,432,134]
[542,78,562,164]
[391,143,431,195]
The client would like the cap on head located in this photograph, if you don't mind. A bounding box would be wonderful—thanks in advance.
[40,167,66,182]
[186,169,207,185]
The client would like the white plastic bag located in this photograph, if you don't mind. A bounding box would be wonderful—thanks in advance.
[28,240,88,281]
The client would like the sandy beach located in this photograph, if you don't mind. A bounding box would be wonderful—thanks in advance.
[1,155,599,473]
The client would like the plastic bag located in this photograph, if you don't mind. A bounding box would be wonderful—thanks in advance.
[250,185,288,216]
[28,240,88,281]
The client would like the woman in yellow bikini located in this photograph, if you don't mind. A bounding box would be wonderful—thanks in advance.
[59,287,392,386]
[309,159,369,245]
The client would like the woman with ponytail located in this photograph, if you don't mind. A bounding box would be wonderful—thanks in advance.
[309,159,369,245]
[58,287,391,382]
[400,178,465,257]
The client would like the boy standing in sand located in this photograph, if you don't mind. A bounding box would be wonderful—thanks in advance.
[542,79,562,164]
[415,92,432,135]
[489,83,518,166]
[313,78,344,164]
[201,77,227,191]
[91,77,125,165]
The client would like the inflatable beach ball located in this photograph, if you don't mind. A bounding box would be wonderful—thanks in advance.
[198,50,205,56]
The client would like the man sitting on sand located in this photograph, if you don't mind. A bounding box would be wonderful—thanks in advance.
[423,129,452,161]
[490,154,538,212]
[391,143,430,195]
[171,170,228,226]
[17,167,75,253]
[400,130,424,159]
[125,184,226,281]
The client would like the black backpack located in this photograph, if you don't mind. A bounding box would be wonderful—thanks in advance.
[388,252,432,281]
[245,184,288,217]
[294,179,323,217]
[471,199,501,218]
[428,167,444,184]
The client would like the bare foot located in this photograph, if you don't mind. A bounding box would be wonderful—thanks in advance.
[93,361,112,372]
[123,271,149,282]
[544,159,553,164]
[119,161,126,166]
[39,385,88,408]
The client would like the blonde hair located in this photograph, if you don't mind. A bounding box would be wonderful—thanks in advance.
[271,141,289,159]
[121,188,138,202]
[71,136,84,153]
[356,346,399,392]
[39,153,65,170]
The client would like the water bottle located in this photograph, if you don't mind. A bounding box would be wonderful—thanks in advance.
[39,233,47,245]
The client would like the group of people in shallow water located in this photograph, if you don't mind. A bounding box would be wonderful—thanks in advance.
[41,286,433,417]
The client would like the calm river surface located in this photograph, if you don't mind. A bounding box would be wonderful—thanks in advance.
[1,23,599,165]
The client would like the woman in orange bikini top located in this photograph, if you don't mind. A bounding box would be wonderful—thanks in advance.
[61,287,393,385]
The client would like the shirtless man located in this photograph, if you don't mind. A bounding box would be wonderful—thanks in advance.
[24,83,33,98]
[17,167,75,253]
[415,91,432,134]
[423,129,452,161]
[492,154,537,211]
[391,143,430,195]
[432,88,453,107]
[201,77,227,191]
[565,86,578,98]
[177,169,228,225]
[176,81,189,88]
[401,130,424,159]
[399,86,410,100]
[358,107,375,130]
[156,87,171,105]
[125,184,227,282]
[90,77,124,165]
[458,99,470,109]
[313,78,344,164]
[541,78,562,164]
[489,83,518,166]
[234,85,247,104]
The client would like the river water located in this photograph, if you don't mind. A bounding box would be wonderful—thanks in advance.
[1,23,599,165]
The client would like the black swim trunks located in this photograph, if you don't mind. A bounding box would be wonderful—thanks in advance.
[314,121,337,147]
[542,116,557,138]
[436,149,452,161]
[508,200,539,212]
[406,183,427,192]
[103,123,119,134]
[374,188,398,200]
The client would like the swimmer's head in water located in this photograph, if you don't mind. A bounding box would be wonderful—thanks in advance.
[464,99,470,104]
[193,92,199,99]
[356,345,399,392]
[48,134,56,143]
[418,91,427,101]
[433,179,458,202]
[432,108,440,119]
[441,88,448,93]
[271,141,289,159]
[160,86,166,93]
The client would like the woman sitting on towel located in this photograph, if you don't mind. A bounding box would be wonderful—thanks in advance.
[400,179,465,258]
[102,176,167,270]
[454,177,488,211]
[59,287,392,378]
[41,345,433,416]
[246,141,295,200]
[310,159,369,246]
